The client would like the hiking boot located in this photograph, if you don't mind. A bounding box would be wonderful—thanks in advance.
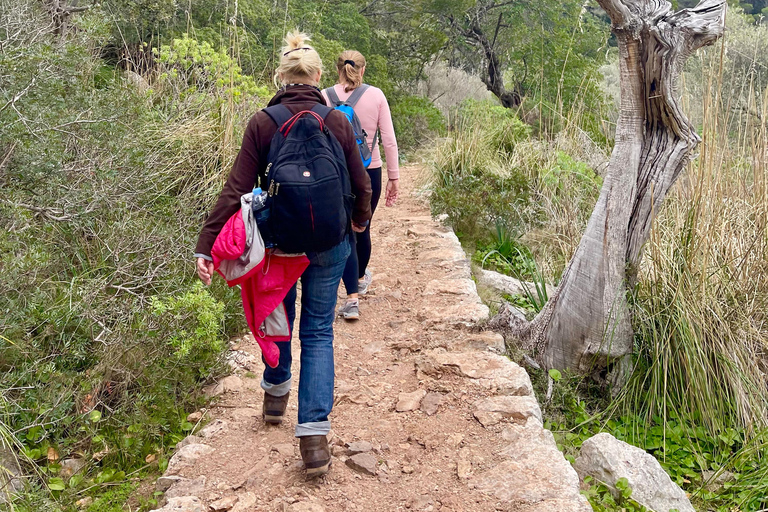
[262,391,290,425]
[358,269,373,296]
[338,300,359,321]
[300,435,331,477]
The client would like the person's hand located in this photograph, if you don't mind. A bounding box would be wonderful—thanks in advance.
[196,257,214,286]
[385,178,399,207]
[351,221,367,233]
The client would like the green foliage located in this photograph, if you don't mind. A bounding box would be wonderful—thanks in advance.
[155,34,268,100]
[389,94,446,151]
[150,283,226,363]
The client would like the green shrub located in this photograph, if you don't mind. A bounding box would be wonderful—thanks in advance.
[390,94,446,151]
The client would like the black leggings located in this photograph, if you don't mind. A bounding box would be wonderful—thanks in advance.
[343,167,382,295]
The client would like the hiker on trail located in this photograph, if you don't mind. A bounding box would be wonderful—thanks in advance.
[194,31,372,478]
[322,50,400,322]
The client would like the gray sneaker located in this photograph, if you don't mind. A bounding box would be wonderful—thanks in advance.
[338,300,359,321]
[358,269,373,296]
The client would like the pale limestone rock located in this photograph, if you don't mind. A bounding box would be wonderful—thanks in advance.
[165,476,206,500]
[205,376,244,397]
[574,433,695,512]
[464,331,506,352]
[420,392,443,416]
[198,420,228,439]
[417,349,533,396]
[456,459,471,479]
[166,444,215,474]
[417,248,464,264]
[156,475,185,493]
[477,268,556,298]
[345,453,378,475]
[176,435,201,450]
[396,389,427,412]
[209,496,238,511]
[346,441,373,455]
[230,492,257,512]
[422,278,477,296]
[422,301,490,327]
[153,496,205,512]
[473,396,542,427]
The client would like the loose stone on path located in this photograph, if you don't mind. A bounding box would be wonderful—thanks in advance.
[396,389,427,412]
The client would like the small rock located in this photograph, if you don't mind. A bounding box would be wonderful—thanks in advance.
[420,392,443,416]
[166,476,206,500]
[154,496,205,512]
[289,503,326,512]
[457,459,471,479]
[166,444,215,474]
[60,458,87,479]
[199,420,228,439]
[209,495,238,511]
[465,331,506,352]
[702,470,736,492]
[0,446,23,503]
[346,441,373,455]
[156,475,185,493]
[396,389,427,412]
[331,445,346,457]
[176,435,202,450]
[402,465,415,474]
[345,453,378,476]
[271,443,295,457]
[230,492,257,512]
[204,376,243,397]
[75,497,93,509]
[186,411,203,423]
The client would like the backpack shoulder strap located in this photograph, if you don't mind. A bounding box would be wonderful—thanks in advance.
[262,104,293,131]
[310,103,334,120]
[345,84,370,108]
[324,87,341,106]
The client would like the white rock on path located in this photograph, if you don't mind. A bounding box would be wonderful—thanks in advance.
[153,496,205,512]
[165,476,206,500]
[165,444,215,474]
[418,349,533,397]
[396,389,427,412]
[473,396,542,427]
[209,496,238,512]
[345,453,378,476]
[574,433,695,512]
[204,376,243,397]
[477,268,556,298]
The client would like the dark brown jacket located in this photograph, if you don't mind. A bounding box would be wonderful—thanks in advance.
[195,85,372,257]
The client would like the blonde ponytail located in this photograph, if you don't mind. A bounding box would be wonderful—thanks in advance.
[336,50,366,92]
[274,31,323,87]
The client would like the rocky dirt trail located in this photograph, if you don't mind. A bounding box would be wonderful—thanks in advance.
[154,165,592,512]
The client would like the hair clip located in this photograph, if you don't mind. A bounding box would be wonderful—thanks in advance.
[284,47,312,56]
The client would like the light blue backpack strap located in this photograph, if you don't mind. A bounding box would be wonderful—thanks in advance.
[324,86,341,106]
[345,84,370,108]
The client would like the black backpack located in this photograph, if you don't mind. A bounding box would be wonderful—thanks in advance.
[324,85,378,168]
[260,103,352,254]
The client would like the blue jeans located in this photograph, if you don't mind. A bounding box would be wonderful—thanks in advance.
[261,240,350,437]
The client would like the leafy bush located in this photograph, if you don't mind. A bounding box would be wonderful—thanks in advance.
[390,94,446,151]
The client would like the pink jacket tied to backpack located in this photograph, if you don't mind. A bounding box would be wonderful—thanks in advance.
[211,192,309,368]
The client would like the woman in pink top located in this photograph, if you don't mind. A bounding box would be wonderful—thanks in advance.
[322,50,399,321]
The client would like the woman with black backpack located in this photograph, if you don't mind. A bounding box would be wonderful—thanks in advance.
[323,50,400,321]
[194,31,372,478]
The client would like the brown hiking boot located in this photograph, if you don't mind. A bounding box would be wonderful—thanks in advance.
[262,391,290,425]
[299,435,331,478]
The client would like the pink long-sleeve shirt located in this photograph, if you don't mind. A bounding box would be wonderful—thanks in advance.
[322,83,400,180]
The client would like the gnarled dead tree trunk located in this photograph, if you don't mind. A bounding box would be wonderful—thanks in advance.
[518,0,726,377]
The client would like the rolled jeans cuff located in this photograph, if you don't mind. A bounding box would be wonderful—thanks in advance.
[295,421,331,437]
[261,377,291,397]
